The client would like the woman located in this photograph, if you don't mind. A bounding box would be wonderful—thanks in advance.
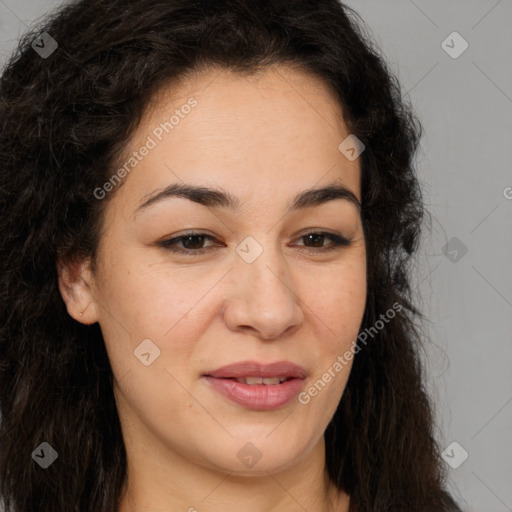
[0,0,463,510]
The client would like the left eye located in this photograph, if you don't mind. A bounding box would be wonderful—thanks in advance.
[158,231,352,256]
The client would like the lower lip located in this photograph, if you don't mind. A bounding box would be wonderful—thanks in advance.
[202,376,304,410]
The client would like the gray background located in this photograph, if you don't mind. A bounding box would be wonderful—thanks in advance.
[1,1,511,511]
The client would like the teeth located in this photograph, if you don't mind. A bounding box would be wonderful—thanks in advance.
[234,376,288,385]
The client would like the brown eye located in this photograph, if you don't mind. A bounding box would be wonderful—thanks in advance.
[158,233,222,256]
[294,231,352,253]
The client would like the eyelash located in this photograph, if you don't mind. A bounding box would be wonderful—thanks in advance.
[157,231,353,256]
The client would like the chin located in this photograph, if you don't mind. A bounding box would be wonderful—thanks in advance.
[194,429,316,476]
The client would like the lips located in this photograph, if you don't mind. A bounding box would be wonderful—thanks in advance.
[204,361,307,380]
[202,361,307,410]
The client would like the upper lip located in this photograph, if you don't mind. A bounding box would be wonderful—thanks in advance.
[204,361,307,379]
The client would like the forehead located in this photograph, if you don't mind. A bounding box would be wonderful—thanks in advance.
[109,63,361,214]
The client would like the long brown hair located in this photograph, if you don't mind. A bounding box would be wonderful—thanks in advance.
[0,1,461,510]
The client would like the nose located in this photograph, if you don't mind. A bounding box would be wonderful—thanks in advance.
[223,239,304,340]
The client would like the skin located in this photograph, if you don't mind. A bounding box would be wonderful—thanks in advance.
[58,63,367,512]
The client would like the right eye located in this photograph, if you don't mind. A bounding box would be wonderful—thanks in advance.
[158,232,223,256]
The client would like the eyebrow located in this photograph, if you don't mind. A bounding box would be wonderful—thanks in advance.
[135,181,361,217]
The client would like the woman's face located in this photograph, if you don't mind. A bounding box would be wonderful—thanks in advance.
[71,64,366,476]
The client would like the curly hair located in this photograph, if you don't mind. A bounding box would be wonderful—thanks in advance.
[0,0,462,511]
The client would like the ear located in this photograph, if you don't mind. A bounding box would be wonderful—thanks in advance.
[56,256,99,325]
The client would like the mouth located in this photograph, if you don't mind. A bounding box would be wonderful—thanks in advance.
[202,361,306,410]
[228,376,290,385]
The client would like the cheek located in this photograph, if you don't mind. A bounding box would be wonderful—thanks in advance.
[310,263,366,339]
[95,245,199,333]
[94,249,218,379]
[303,259,366,405]
[298,269,364,421]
